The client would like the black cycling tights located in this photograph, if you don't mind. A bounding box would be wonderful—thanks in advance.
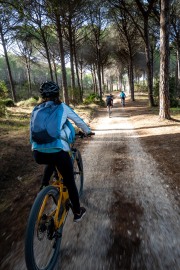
[33,150,80,213]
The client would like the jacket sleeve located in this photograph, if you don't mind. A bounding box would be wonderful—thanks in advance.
[63,103,91,134]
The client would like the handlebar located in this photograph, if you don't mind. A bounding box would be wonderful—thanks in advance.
[76,131,95,138]
[87,132,95,136]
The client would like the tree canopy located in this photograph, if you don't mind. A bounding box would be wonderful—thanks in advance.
[0,0,179,119]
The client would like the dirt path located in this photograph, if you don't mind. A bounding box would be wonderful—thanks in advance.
[56,95,180,270]
[1,95,180,269]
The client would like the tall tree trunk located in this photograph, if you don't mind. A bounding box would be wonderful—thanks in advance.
[159,0,171,119]
[128,45,135,101]
[91,69,95,93]
[128,62,134,100]
[41,30,54,81]
[55,15,69,105]
[144,18,154,107]
[101,65,105,93]
[25,56,32,97]
[80,62,83,98]
[106,79,109,92]
[52,56,58,84]
[68,20,76,100]
[177,47,180,98]
[26,67,31,97]
[73,47,82,102]
[0,25,16,102]
[97,44,102,100]
[92,64,98,94]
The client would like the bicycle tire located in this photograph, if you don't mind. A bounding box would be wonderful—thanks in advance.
[73,149,84,197]
[25,186,62,270]
[121,98,125,107]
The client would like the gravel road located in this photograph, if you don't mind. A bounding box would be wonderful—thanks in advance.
[56,95,180,270]
[3,95,180,270]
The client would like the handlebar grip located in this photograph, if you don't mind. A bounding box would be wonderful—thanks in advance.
[76,131,95,138]
[88,132,95,136]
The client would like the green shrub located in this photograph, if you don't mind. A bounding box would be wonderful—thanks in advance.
[134,83,148,92]
[0,98,14,113]
[18,97,38,107]
[0,100,7,116]
[0,81,8,99]
[3,98,15,107]
[32,96,39,101]
[83,93,100,105]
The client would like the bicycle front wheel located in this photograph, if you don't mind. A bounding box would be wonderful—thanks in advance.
[25,186,61,270]
[73,149,84,197]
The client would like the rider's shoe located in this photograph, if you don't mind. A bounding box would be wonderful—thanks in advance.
[73,207,86,222]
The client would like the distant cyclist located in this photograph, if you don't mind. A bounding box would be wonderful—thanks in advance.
[119,90,126,107]
[106,94,113,110]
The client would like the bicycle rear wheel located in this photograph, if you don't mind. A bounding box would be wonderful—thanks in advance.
[122,98,125,107]
[73,149,84,197]
[25,186,62,270]
[107,105,111,117]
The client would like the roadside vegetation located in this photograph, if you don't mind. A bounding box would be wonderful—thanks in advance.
[0,0,180,122]
[0,96,101,135]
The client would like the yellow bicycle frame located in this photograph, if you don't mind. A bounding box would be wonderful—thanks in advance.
[37,170,70,231]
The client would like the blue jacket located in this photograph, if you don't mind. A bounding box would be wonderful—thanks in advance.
[30,101,91,153]
[120,92,126,98]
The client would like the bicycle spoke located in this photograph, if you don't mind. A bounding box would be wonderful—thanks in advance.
[25,187,61,270]
[33,196,57,268]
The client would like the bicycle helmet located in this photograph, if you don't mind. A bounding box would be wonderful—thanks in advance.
[39,81,60,98]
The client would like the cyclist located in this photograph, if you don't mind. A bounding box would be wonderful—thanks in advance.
[106,94,113,111]
[119,90,126,106]
[30,81,91,222]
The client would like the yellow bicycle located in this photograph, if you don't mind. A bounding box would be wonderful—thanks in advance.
[25,132,94,270]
